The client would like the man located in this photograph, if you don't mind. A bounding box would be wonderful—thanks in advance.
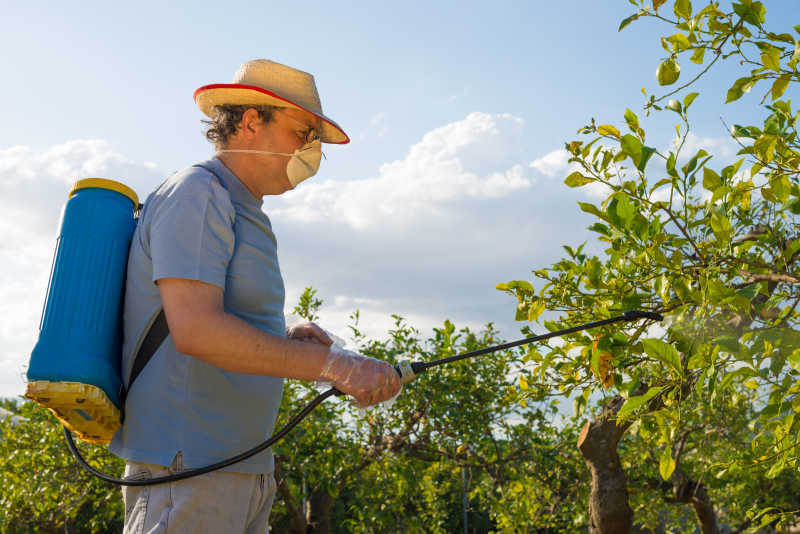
[109,59,401,533]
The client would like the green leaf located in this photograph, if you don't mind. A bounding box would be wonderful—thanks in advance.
[598,124,621,138]
[565,171,592,188]
[683,92,699,109]
[519,375,529,391]
[666,33,692,52]
[711,186,731,204]
[527,299,546,322]
[690,47,706,64]
[753,134,778,164]
[726,77,755,103]
[659,449,676,480]
[507,280,534,292]
[769,174,791,203]
[771,75,791,100]
[733,1,766,26]
[681,148,708,177]
[623,108,644,138]
[621,134,642,163]
[617,386,663,419]
[642,338,683,378]
[620,134,655,171]
[649,178,672,195]
[764,111,781,135]
[674,0,692,20]
[578,202,605,218]
[588,222,611,236]
[791,42,800,69]
[710,210,732,242]
[721,158,744,182]
[702,168,721,191]
[730,124,750,138]
[666,152,678,177]
[761,46,781,71]
[695,366,710,396]
[787,198,800,215]
[765,459,785,479]
[619,13,640,32]
[638,146,655,171]
[623,108,638,127]
[616,194,635,227]
[719,367,757,391]
[788,349,800,372]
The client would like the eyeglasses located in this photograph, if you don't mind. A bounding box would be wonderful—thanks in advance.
[276,109,320,144]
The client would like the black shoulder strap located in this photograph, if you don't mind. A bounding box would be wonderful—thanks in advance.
[119,163,230,421]
[119,309,169,420]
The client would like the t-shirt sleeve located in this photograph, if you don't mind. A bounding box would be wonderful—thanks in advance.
[148,176,235,289]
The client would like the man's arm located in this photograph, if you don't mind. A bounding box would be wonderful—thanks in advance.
[158,277,400,405]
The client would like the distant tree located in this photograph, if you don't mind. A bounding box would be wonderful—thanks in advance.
[497,1,800,532]
[0,399,124,534]
[271,289,591,533]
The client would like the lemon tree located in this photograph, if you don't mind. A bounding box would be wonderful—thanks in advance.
[498,1,800,532]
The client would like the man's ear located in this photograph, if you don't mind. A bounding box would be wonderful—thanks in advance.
[240,108,263,137]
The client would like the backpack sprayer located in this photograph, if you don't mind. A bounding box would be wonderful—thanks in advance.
[27,178,663,487]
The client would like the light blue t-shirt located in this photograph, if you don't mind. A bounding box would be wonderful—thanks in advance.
[109,157,286,474]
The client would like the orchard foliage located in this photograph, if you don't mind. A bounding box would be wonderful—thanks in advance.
[271,289,590,533]
[0,399,124,533]
[498,0,800,530]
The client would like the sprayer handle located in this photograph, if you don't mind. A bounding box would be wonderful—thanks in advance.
[395,360,416,384]
[331,361,415,397]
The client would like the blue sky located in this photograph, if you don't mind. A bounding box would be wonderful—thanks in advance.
[1,1,797,397]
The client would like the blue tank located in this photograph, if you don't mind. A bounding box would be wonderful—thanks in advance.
[26,178,138,443]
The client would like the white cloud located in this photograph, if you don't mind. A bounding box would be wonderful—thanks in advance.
[671,132,740,164]
[530,148,571,177]
[273,112,534,231]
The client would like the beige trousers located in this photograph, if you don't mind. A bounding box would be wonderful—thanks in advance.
[122,453,276,534]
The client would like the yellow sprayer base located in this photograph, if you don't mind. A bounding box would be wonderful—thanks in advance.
[25,381,120,444]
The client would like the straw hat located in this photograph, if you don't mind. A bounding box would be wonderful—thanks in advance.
[194,59,349,144]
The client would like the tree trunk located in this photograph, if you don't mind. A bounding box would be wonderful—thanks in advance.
[274,462,307,534]
[577,396,633,534]
[671,469,719,534]
[306,487,334,534]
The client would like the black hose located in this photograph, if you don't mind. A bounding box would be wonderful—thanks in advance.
[65,388,340,486]
[65,310,661,486]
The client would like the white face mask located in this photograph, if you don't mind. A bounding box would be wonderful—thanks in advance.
[219,139,322,188]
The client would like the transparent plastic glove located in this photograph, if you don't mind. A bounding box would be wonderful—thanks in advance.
[318,346,402,408]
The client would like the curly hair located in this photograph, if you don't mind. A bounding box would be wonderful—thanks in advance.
[202,104,281,148]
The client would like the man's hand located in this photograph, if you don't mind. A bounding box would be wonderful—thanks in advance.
[286,322,332,347]
[318,346,402,407]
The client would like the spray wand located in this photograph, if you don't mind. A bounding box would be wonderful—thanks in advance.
[65,309,662,486]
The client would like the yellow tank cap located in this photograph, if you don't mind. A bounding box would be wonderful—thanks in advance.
[69,178,139,208]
